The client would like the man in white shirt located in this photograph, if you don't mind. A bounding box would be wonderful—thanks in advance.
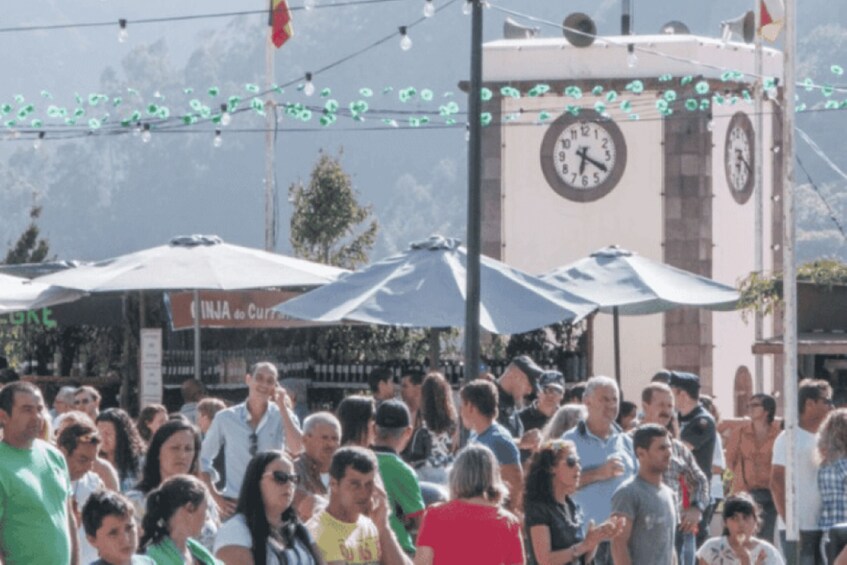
[200,362,303,518]
[771,378,833,565]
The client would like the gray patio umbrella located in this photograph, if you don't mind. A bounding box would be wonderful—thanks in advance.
[0,273,86,314]
[275,236,598,353]
[38,235,347,382]
[541,245,740,384]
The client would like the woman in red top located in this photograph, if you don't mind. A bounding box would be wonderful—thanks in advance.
[414,444,524,565]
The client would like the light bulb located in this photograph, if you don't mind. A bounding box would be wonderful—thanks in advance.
[132,121,142,137]
[118,19,128,43]
[303,73,315,97]
[707,120,714,131]
[304,0,316,9]
[213,129,223,148]
[399,27,412,51]
[423,0,435,18]
[220,103,231,126]
[626,45,637,68]
[141,124,151,143]
[33,131,44,150]
[465,124,470,142]
[462,0,472,15]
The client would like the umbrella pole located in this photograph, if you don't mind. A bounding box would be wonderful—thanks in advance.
[193,289,201,382]
[613,306,621,387]
[120,293,131,410]
[428,329,441,371]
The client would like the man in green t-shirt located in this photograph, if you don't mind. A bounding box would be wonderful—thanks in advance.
[0,381,78,565]
[371,400,426,556]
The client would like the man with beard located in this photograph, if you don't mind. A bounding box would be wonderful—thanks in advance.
[641,382,709,565]
[307,447,412,565]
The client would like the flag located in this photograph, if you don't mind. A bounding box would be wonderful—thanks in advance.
[759,0,784,42]
[271,0,294,48]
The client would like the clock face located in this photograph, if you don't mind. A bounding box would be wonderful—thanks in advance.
[540,110,627,202]
[724,112,755,204]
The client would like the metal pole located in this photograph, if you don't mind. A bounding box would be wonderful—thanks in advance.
[264,11,276,252]
[428,329,441,372]
[464,0,483,382]
[193,289,202,382]
[613,307,621,386]
[120,293,131,410]
[753,0,765,393]
[782,0,799,543]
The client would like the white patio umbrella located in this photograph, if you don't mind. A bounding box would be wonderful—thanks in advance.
[38,235,347,380]
[275,235,598,338]
[541,245,740,384]
[0,273,86,314]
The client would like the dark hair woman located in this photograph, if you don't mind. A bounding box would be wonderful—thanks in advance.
[417,372,459,484]
[336,395,375,448]
[523,439,623,565]
[96,408,146,492]
[695,493,783,564]
[214,451,325,565]
[140,475,220,564]
[137,404,169,443]
[126,419,218,550]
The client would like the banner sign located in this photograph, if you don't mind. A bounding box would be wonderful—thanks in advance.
[139,328,163,405]
[166,290,324,330]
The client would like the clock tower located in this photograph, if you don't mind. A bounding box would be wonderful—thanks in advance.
[479,30,784,413]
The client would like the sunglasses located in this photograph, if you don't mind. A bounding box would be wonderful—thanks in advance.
[249,432,258,456]
[268,470,300,485]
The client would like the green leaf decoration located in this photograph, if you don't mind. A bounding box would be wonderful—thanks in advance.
[680,75,693,85]
[481,87,493,101]
[803,78,815,92]
[129,110,141,121]
[184,88,194,94]
[383,86,394,94]
[822,85,835,97]
[147,104,160,115]
[591,85,604,96]
[713,94,725,105]
[624,81,643,94]
[127,88,139,97]
[321,88,332,98]
[538,111,551,122]
[699,99,710,111]
[382,118,399,127]
[628,113,640,121]
[208,87,220,97]
[359,88,374,97]
[14,95,25,104]
[742,90,752,102]
[320,114,337,126]
[88,118,102,130]
[421,89,434,101]
[445,118,456,126]
[418,116,430,125]
[443,91,454,97]
[684,99,698,111]
[324,100,339,113]
[0,104,10,115]
[47,105,62,117]
[251,98,266,115]
[504,113,519,122]
[840,100,847,109]
[764,77,777,89]
[16,109,28,120]
[658,74,673,82]
[500,86,520,99]
[120,119,131,127]
[831,65,844,76]
[620,100,632,112]
[245,83,260,93]
[565,86,583,99]
[273,85,284,94]
[660,108,673,117]
[729,96,739,105]
[528,84,551,97]
[190,99,203,111]
[695,81,710,95]
[89,94,101,106]
[299,109,313,122]
[409,118,421,127]
[796,103,807,112]
[40,90,52,99]
[64,118,76,125]
[656,99,669,112]
[74,108,85,118]
[605,91,618,102]
[157,107,170,119]
[4,120,15,128]
[480,112,492,126]
[182,115,197,125]
[113,97,123,107]
[200,106,212,118]
[593,101,606,113]
[826,100,840,109]
[228,96,241,112]
[31,118,43,128]
[663,90,677,102]
[566,105,580,116]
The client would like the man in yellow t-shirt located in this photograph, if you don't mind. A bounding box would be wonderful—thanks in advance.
[307,447,411,565]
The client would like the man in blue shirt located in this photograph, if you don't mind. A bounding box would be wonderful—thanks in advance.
[200,361,303,518]
[564,375,637,565]
[460,379,522,512]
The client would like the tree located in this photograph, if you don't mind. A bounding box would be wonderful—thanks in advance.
[289,149,378,268]
[4,206,50,265]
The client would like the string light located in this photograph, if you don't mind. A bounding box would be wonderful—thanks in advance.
[423,0,435,18]
[303,72,315,97]
[219,103,231,126]
[141,123,152,143]
[462,0,472,16]
[213,128,223,148]
[626,44,638,68]
[33,131,44,149]
[118,19,128,43]
[399,26,412,51]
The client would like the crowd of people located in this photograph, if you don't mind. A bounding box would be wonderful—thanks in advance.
[1,356,847,565]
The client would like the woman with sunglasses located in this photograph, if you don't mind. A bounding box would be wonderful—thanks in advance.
[524,439,624,565]
[215,450,325,565]
[140,475,221,565]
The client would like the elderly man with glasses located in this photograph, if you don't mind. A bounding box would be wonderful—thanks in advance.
[199,361,303,519]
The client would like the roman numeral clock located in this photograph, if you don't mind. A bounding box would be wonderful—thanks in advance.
[539,110,628,202]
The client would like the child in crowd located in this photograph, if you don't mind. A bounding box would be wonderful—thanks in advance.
[82,490,155,565]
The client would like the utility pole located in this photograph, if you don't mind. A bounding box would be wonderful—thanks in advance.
[753,0,765,393]
[264,17,276,252]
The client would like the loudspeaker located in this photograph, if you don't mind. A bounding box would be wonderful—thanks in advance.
[503,17,540,40]
[563,12,596,48]
[720,11,755,44]
[660,20,690,35]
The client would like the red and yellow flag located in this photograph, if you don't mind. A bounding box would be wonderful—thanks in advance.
[271,0,294,48]
[759,0,784,42]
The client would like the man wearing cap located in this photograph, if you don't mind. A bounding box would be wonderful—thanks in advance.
[497,355,547,455]
[371,400,426,556]
[669,371,716,547]
[519,370,565,433]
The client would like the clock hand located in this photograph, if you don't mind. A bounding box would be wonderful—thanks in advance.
[735,149,753,174]
[582,151,608,173]
[577,147,587,175]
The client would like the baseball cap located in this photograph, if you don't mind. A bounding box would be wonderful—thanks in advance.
[539,371,565,393]
[669,371,701,397]
[375,399,411,428]
[511,355,544,393]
